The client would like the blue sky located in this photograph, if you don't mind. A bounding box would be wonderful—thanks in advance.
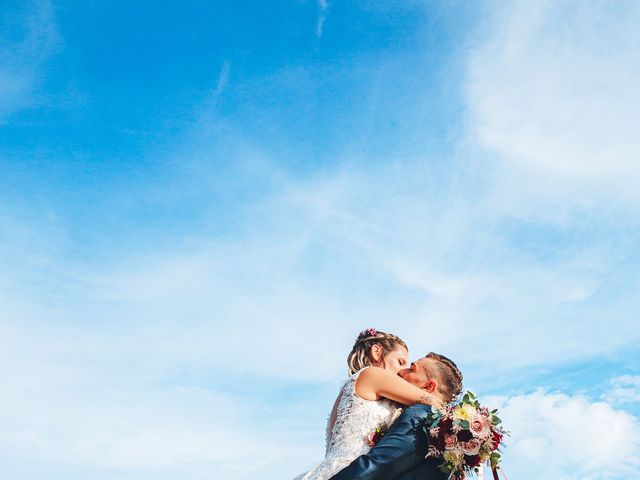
[1,1,640,479]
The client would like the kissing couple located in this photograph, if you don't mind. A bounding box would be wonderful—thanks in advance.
[294,328,464,480]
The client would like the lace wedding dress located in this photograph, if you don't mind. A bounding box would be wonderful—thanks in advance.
[293,367,398,480]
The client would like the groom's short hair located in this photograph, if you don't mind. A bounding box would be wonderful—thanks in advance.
[424,352,463,403]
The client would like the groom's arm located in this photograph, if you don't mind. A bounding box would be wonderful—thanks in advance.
[328,405,432,480]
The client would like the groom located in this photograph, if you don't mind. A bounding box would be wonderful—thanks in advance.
[329,352,463,480]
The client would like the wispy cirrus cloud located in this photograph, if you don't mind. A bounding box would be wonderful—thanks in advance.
[316,0,330,37]
[214,61,231,96]
[0,0,58,121]
[467,0,640,207]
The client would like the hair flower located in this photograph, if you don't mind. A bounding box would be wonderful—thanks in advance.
[358,327,378,339]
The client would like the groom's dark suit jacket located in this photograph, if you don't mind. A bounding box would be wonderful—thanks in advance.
[328,405,449,480]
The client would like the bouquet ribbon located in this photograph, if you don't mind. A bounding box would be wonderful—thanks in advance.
[492,466,509,480]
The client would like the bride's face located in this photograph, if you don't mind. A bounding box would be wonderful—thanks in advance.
[382,345,409,374]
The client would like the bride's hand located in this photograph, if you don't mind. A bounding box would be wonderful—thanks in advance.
[420,392,445,411]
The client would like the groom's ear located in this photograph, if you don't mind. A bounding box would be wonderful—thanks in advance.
[425,380,438,393]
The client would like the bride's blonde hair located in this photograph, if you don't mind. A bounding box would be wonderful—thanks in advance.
[347,328,408,374]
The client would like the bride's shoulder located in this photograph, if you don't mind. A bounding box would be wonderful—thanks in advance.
[353,366,389,401]
[353,366,387,382]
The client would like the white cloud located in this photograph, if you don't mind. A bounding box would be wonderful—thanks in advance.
[608,375,640,405]
[485,390,640,479]
[467,0,640,205]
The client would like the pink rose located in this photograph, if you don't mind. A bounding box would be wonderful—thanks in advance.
[470,414,491,439]
[444,433,457,450]
[461,438,481,455]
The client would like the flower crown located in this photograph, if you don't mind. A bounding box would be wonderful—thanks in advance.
[358,327,378,339]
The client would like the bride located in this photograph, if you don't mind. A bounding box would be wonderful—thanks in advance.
[294,329,445,480]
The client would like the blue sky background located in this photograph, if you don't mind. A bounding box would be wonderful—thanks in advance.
[1,1,640,479]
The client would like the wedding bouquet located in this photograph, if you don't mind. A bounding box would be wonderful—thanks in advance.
[424,391,507,480]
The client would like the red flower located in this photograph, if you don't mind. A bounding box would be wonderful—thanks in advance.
[368,430,383,447]
[492,431,503,450]
[430,417,452,452]
[432,429,445,451]
[457,429,473,442]
[464,454,481,467]
[440,417,453,432]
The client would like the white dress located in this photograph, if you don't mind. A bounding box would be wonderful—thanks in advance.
[294,367,398,480]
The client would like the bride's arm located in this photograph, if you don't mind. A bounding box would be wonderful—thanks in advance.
[355,367,444,411]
